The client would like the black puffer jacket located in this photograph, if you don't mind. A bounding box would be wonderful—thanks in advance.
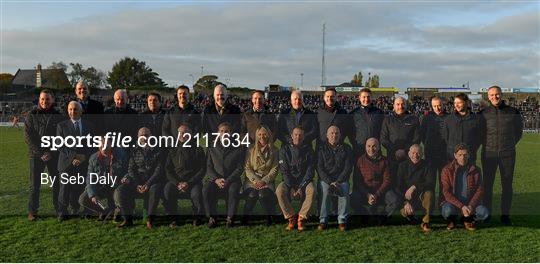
[350,104,385,148]
[420,111,447,159]
[277,107,318,145]
[316,103,351,143]
[396,159,435,197]
[206,144,246,183]
[165,146,206,185]
[278,143,314,188]
[380,112,421,160]
[162,103,201,138]
[202,101,242,134]
[443,111,483,161]
[316,142,353,184]
[24,107,64,157]
[480,101,523,156]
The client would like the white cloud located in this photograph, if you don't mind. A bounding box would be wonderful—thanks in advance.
[2,2,538,90]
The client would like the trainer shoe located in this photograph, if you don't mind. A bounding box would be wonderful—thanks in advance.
[464,221,476,231]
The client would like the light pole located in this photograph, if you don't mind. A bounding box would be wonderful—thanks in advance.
[189,74,195,87]
[300,73,304,89]
[200,66,204,77]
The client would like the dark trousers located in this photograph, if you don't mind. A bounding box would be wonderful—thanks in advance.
[58,166,86,216]
[426,154,448,205]
[79,187,115,216]
[163,182,204,221]
[203,181,241,219]
[115,182,163,221]
[243,187,276,216]
[28,156,59,214]
[350,190,399,217]
[482,151,516,216]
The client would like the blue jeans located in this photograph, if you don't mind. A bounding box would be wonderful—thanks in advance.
[441,202,489,221]
[319,181,349,224]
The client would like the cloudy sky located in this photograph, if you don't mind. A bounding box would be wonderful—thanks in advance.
[2,1,539,91]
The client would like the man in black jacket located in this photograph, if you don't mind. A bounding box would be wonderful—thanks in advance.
[420,96,447,178]
[116,127,165,229]
[241,90,277,144]
[480,86,523,225]
[72,81,104,134]
[350,88,385,156]
[162,85,201,138]
[277,90,318,146]
[203,122,246,228]
[104,89,139,139]
[276,126,315,232]
[139,92,165,137]
[396,144,435,232]
[316,125,352,231]
[163,123,206,228]
[24,89,64,220]
[443,93,483,163]
[56,101,96,221]
[380,97,421,187]
[316,88,351,146]
[202,84,242,134]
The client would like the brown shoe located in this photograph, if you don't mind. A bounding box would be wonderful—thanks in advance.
[339,223,347,231]
[286,215,297,231]
[421,222,431,232]
[464,221,476,231]
[317,223,327,231]
[207,217,217,229]
[446,220,456,230]
[297,216,306,232]
[146,220,153,230]
[28,212,37,221]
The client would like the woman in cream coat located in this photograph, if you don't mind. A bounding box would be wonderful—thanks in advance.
[242,125,279,225]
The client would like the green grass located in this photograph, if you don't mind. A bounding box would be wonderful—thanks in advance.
[0,127,539,262]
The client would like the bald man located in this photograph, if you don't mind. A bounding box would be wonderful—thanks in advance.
[351,137,399,225]
[202,84,242,134]
[56,101,96,221]
[277,90,318,146]
[25,89,64,220]
[104,89,139,139]
[70,81,104,133]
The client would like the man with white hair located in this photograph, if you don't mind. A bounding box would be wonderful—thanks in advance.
[396,144,435,232]
[104,89,138,139]
[380,96,421,187]
[56,101,96,221]
[202,84,242,134]
[277,90,318,146]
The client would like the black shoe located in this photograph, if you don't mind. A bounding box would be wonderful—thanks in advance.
[501,215,512,226]
[241,216,250,226]
[207,217,217,228]
[266,216,273,226]
[377,215,388,226]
